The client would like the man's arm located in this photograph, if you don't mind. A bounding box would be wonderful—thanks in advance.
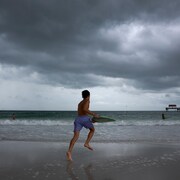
[83,100,98,117]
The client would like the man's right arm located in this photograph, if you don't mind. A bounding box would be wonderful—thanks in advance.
[83,100,98,117]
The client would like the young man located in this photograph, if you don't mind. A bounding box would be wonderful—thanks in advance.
[66,90,99,161]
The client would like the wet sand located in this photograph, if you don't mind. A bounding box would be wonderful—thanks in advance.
[0,141,180,180]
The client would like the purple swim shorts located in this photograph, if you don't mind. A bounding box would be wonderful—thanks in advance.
[74,115,94,132]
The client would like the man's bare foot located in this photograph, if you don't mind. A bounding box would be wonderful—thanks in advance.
[84,144,93,151]
[66,152,73,161]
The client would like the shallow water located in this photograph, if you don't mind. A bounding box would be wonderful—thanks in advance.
[0,111,180,143]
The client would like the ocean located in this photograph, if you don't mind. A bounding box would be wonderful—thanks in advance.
[0,111,180,143]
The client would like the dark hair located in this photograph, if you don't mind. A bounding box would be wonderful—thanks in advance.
[82,90,90,99]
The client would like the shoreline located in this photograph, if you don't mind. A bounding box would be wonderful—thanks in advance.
[0,141,180,180]
[1,138,180,145]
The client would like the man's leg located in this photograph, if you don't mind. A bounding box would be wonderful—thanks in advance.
[84,128,95,151]
[67,131,80,161]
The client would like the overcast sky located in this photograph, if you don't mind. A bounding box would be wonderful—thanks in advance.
[0,0,180,110]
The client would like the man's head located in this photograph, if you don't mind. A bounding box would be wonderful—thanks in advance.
[82,90,90,99]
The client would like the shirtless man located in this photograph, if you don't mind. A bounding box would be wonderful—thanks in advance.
[66,90,99,161]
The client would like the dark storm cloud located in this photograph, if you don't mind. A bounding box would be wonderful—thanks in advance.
[0,0,180,90]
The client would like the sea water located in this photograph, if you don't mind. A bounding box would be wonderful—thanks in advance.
[0,111,180,143]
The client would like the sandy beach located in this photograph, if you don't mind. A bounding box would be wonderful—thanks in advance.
[0,141,180,180]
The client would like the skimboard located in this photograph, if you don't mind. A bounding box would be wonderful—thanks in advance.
[92,116,115,123]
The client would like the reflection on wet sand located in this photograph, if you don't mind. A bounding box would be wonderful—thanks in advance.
[66,161,94,180]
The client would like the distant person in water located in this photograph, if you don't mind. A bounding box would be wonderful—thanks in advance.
[162,113,165,120]
[66,90,99,161]
[12,113,16,120]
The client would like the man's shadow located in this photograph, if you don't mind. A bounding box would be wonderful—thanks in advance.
[66,161,94,180]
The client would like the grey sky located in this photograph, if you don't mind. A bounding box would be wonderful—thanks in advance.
[0,0,180,110]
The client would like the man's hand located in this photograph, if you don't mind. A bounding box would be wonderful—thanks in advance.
[93,114,100,118]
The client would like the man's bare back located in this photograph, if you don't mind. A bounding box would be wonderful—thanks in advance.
[78,99,89,116]
[78,97,96,117]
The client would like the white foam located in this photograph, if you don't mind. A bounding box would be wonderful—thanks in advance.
[116,120,180,126]
[0,119,73,126]
[0,119,180,126]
